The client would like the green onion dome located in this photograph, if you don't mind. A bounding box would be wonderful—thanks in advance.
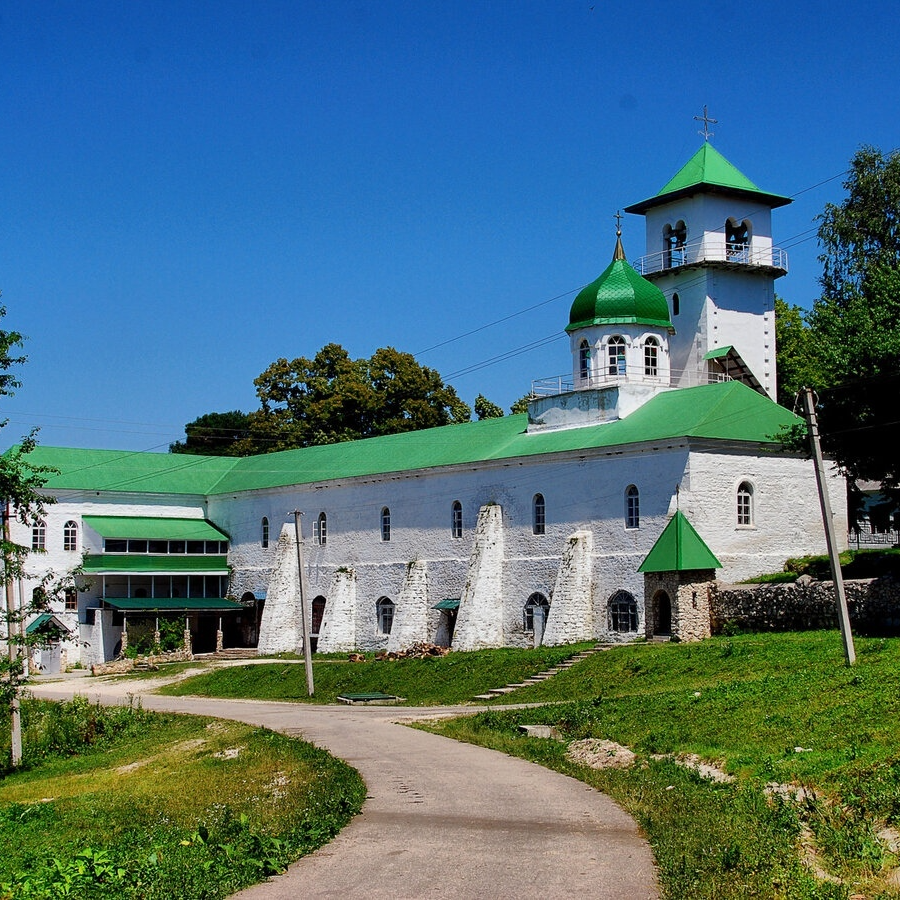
[567,237,673,332]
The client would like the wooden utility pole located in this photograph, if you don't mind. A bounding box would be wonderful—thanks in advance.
[801,388,856,666]
[292,511,315,696]
[3,502,22,764]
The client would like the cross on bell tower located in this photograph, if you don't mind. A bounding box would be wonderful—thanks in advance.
[693,105,717,142]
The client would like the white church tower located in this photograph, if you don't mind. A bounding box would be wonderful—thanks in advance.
[623,137,791,400]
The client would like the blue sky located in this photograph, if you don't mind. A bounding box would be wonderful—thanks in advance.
[3,1,899,451]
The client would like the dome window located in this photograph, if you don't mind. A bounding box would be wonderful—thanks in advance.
[607,337,626,377]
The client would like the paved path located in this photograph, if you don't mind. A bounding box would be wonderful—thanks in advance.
[30,677,658,899]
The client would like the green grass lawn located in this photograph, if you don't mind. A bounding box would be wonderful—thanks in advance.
[0,697,365,899]
[157,642,593,704]
[419,631,900,899]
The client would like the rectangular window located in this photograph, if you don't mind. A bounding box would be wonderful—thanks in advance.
[105,539,127,553]
[32,523,46,552]
[148,540,168,554]
[64,589,78,611]
[127,540,148,554]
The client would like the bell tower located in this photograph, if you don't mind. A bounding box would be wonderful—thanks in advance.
[623,135,791,400]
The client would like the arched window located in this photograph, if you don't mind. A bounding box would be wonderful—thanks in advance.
[672,292,680,316]
[532,494,546,535]
[451,501,463,539]
[625,485,640,529]
[261,517,269,549]
[523,592,550,632]
[608,336,626,376]
[608,590,638,633]
[381,507,391,542]
[32,521,46,552]
[737,482,754,526]
[579,339,591,382]
[643,337,659,377]
[316,512,327,546]
[663,221,687,268]
[376,596,395,634]
[63,520,78,552]
[726,218,751,260]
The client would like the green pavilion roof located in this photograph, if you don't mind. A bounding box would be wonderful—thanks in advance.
[625,144,791,215]
[83,516,228,541]
[20,381,801,497]
[639,510,721,573]
[82,555,230,575]
[567,238,673,332]
[102,598,243,612]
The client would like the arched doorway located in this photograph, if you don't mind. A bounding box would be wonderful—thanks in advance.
[653,590,672,637]
[524,593,551,648]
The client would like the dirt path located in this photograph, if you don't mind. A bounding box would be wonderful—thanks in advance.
[30,677,658,899]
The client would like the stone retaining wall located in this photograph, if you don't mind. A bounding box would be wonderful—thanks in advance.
[711,576,900,634]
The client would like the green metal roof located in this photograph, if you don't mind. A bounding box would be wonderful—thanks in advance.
[432,598,461,610]
[624,144,791,214]
[102,597,242,611]
[83,516,228,541]
[19,381,802,497]
[567,241,673,332]
[82,554,230,574]
[638,511,721,573]
[26,613,70,635]
[18,446,240,495]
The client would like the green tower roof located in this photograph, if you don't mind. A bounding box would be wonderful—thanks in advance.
[638,510,722,573]
[567,237,673,332]
[624,143,791,215]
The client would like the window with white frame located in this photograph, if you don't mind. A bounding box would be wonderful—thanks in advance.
[381,507,391,542]
[63,520,78,552]
[261,517,269,548]
[32,521,46,552]
[643,338,659,377]
[737,482,754,526]
[532,494,546,535]
[625,485,640,529]
[316,512,327,546]
[579,339,591,381]
[523,592,550,632]
[608,336,626,376]
[451,501,463,539]
[376,596,395,634]
[608,590,638,632]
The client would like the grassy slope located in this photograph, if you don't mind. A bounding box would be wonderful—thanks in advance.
[0,699,364,899]
[421,632,900,899]
[158,643,594,704]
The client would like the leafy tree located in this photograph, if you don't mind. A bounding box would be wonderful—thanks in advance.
[509,394,532,415]
[474,394,504,420]
[169,410,252,456]
[236,343,471,454]
[801,146,900,486]
[774,296,819,408]
[0,306,58,765]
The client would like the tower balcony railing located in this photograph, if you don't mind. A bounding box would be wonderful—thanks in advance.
[631,239,788,276]
[530,366,732,398]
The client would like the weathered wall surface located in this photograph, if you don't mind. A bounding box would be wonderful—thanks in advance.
[711,577,900,634]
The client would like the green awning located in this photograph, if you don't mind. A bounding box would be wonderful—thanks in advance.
[83,516,229,541]
[432,598,460,610]
[703,346,734,360]
[102,598,243,612]
[82,554,229,575]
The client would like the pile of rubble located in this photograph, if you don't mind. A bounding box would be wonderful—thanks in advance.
[346,643,451,662]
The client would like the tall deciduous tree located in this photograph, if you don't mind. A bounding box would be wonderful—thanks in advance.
[169,410,252,456]
[0,306,57,766]
[233,343,471,454]
[804,146,900,486]
[474,394,504,420]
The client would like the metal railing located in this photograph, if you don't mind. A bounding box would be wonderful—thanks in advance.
[530,365,732,398]
[631,240,788,276]
[849,527,900,548]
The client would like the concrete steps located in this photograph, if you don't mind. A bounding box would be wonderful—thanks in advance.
[473,645,606,701]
